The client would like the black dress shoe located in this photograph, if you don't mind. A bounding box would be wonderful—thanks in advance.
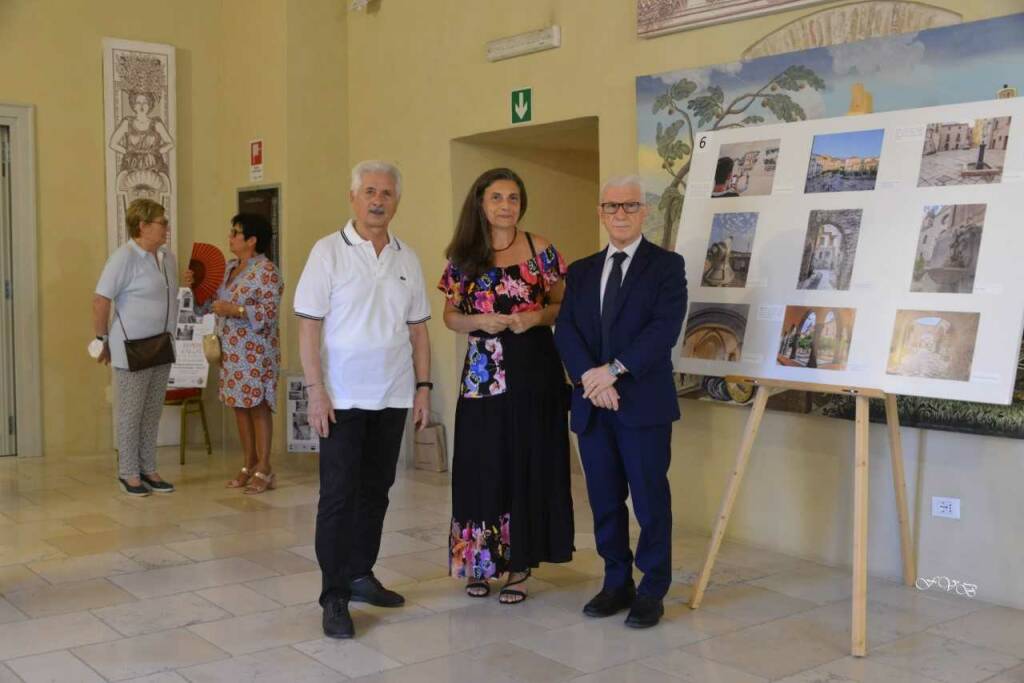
[583,583,636,618]
[625,595,664,628]
[322,599,354,639]
[349,573,405,607]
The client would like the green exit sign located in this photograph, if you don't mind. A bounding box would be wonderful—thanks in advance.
[511,88,532,124]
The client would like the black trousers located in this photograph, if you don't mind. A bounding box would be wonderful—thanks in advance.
[316,407,407,606]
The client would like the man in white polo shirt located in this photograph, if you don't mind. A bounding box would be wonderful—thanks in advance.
[295,160,432,639]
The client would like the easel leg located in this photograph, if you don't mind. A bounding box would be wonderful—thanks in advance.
[852,395,870,657]
[884,393,915,586]
[690,385,771,609]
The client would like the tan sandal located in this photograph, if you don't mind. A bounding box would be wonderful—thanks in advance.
[226,467,252,488]
[244,470,276,494]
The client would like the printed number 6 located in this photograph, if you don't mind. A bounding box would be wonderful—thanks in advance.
[699,136,707,149]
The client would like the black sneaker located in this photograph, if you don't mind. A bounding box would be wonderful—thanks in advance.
[140,473,175,493]
[350,573,405,607]
[322,599,354,639]
[118,478,150,497]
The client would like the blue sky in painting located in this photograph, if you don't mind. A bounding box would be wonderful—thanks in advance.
[637,12,1024,157]
[809,129,884,159]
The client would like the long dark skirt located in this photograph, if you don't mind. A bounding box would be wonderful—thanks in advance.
[449,326,575,580]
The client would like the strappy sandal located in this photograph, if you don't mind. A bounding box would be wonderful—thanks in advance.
[243,470,276,494]
[226,467,252,488]
[465,581,491,598]
[499,569,531,605]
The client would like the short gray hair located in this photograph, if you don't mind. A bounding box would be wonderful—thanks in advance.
[350,160,403,198]
[600,174,644,199]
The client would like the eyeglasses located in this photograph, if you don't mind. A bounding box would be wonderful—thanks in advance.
[599,202,643,215]
[149,218,169,227]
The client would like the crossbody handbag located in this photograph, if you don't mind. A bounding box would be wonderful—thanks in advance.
[116,254,176,372]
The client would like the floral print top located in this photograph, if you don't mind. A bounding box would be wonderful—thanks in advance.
[200,255,283,411]
[438,239,567,399]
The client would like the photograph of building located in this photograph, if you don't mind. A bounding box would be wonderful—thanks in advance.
[702,212,758,287]
[887,310,980,381]
[711,139,780,197]
[911,203,986,293]
[919,116,1012,186]
[681,302,750,361]
[804,129,884,193]
[796,208,862,291]
[777,306,856,370]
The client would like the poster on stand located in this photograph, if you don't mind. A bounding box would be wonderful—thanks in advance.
[286,376,319,453]
[674,96,1024,405]
[167,288,213,388]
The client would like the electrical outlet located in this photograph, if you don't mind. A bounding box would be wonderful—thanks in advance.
[932,496,961,519]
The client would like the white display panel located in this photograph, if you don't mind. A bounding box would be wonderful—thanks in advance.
[675,97,1024,404]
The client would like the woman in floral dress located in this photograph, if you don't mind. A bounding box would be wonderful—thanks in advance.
[439,168,574,604]
[192,214,283,494]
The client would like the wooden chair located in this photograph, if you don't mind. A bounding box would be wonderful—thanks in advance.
[164,388,212,465]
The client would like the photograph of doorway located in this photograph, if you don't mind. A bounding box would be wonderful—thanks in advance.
[796,208,862,291]
[887,310,980,381]
[776,305,856,370]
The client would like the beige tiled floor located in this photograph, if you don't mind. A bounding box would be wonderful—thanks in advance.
[0,448,1020,681]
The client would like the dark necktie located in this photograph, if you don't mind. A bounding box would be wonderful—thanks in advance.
[601,252,628,362]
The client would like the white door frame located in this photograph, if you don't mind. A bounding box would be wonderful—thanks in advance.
[0,104,42,457]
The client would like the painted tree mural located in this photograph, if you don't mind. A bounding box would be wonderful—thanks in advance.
[649,65,825,249]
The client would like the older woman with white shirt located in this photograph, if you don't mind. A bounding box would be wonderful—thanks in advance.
[93,198,177,497]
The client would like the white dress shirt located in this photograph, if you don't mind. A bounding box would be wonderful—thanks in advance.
[293,221,431,410]
[599,235,643,313]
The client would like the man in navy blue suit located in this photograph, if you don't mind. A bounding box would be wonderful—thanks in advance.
[554,175,686,628]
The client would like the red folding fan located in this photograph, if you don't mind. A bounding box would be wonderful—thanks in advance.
[188,242,226,306]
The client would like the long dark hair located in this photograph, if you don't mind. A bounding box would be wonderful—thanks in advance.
[445,168,528,281]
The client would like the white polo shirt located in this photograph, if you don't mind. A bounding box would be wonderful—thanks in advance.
[294,221,431,410]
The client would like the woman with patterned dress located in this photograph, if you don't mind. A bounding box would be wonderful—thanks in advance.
[190,214,283,494]
[439,168,574,604]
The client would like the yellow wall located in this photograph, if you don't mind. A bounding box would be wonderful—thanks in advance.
[344,0,1023,458]
[210,0,349,453]
[5,0,1024,606]
[0,0,347,454]
[342,0,1024,609]
[0,0,224,453]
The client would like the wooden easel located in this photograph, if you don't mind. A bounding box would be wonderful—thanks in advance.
[688,376,916,658]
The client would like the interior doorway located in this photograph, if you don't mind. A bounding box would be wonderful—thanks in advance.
[451,117,600,267]
[0,126,14,455]
[447,116,601,470]
[0,104,42,458]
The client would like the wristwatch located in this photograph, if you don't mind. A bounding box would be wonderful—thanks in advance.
[237,305,245,317]
[416,381,434,390]
[609,359,627,378]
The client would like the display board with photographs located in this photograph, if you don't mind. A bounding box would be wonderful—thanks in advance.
[167,288,214,388]
[674,97,1023,404]
[286,376,319,452]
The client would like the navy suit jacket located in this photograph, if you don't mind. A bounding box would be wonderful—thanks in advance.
[554,238,687,434]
